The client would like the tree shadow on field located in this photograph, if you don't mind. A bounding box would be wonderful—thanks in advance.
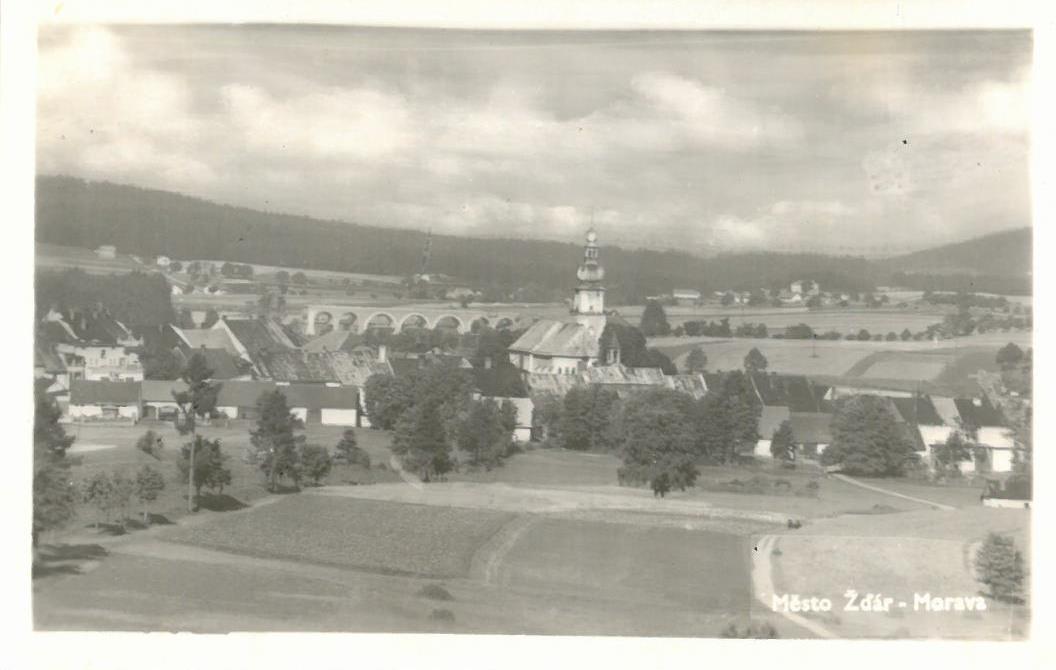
[33,543,109,580]
[197,493,249,512]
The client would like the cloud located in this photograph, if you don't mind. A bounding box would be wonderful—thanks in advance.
[35,26,1031,254]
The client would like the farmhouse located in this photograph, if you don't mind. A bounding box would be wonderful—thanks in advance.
[68,379,140,422]
[508,229,609,374]
[278,383,360,426]
[750,373,834,459]
[931,395,1016,473]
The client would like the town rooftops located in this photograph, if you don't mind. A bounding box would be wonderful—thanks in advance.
[70,379,140,405]
[177,347,247,380]
[139,379,189,402]
[954,396,1007,428]
[662,373,708,399]
[255,349,393,385]
[221,317,299,354]
[508,319,600,359]
[173,326,239,354]
[216,381,278,408]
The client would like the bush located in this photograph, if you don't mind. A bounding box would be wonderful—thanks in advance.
[417,584,454,601]
[975,533,1026,603]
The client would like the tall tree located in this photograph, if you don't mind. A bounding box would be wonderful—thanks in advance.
[822,395,918,476]
[639,300,672,337]
[996,342,1025,370]
[391,402,451,481]
[457,398,513,470]
[334,428,371,467]
[770,420,795,461]
[177,436,232,499]
[743,347,769,374]
[559,385,621,452]
[684,347,708,374]
[251,389,304,492]
[134,465,166,524]
[172,352,221,511]
[33,382,76,548]
[617,387,699,497]
[695,371,761,464]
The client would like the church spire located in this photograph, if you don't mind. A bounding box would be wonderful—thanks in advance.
[572,228,606,331]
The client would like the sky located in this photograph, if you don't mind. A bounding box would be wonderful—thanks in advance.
[36,25,1032,256]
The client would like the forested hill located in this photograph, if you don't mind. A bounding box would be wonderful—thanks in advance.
[35,176,1030,299]
[879,228,1032,277]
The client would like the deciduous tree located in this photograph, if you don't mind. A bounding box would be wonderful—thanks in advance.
[743,347,768,374]
[617,387,699,497]
[251,389,304,492]
[822,395,918,476]
[134,465,166,524]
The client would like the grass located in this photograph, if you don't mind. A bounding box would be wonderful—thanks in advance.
[164,495,513,577]
[769,507,1031,639]
[499,517,752,612]
[55,421,402,534]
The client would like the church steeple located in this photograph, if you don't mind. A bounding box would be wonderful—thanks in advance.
[572,228,606,333]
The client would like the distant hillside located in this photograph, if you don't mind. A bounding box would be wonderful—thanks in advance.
[880,228,1031,277]
[35,176,1030,299]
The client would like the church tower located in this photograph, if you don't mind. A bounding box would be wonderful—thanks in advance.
[572,228,606,334]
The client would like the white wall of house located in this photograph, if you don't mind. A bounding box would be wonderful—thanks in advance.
[754,439,773,458]
[321,408,358,426]
[977,426,1014,450]
[69,403,139,420]
[216,405,240,419]
[990,448,1014,473]
[290,407,308,422]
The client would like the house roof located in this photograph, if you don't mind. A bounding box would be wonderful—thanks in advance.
[789,412,833,445]
[256,349,393,386]
[174,326,239,354]
[954,396,1006,428]
[177,347,247,380]
[40,320,80,345]
[890,395,945,426]
[281,383,359,410]
[583,364,666,386]
[663,373,708,399]
[301,329,352,353]
[222,318,298,355]
[70,379,141,405]
[508,319,599,359]
[35,343,66,372]
[140,379,189,402]
[216,381,279,408]
[758,404,792,440]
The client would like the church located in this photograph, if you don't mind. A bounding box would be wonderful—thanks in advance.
[507,229,617,374]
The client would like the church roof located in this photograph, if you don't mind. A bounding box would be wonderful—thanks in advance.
[507,319,600,358]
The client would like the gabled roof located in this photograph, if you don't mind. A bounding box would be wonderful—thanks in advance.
[301,329,352,353]
[663,374,708,399]
[173,326,239,354]
[281,383,358,410]
[40,320,80,345]
[508,319,599,358]
[890,395,945,426]
[176,347,247,380]
[216,381,279,408]
[222,318,298,355]
[257,349,393,385]
[954,396,1006,428]
[140,379,189,402]
[70,380,140,405]
[758,404,792,440]
[35,343,66,372]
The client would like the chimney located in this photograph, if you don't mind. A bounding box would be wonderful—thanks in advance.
[377,343,388,363]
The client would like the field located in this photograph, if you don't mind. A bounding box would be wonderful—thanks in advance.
[58,421,401,530]
[652,331,1032,395]
[166,496,512,577]
[35,423,1029,637]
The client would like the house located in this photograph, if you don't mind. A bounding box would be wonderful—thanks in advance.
[217,317,300,375]
[68,380,140,422]
[509,229,609,374]
[749,373,833,459]
[40,311,145,382]
[95,245,117,259]
[890,394,953,470]
[215,381,279,420]
[672,288,701,305]
[473,394,534,442]
[932,395,1016,473]
[279,383,360,426]
[140,379,189,421]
